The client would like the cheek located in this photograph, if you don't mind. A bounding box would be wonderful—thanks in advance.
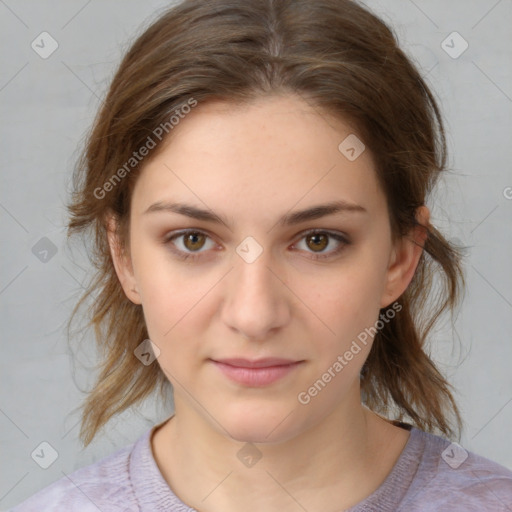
[141,276,208,344]
[131,241,186,319]
[133,247,218,361]
[312,255,386,323]
[302,246,389,359]
[140,278,208,381]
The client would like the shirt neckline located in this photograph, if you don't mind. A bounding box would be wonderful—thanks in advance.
[129,418,425,512]
[346,424,426,510]
[129,417,198,511]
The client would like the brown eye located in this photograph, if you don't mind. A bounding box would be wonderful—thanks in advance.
[294,229,350,260]
[183,232,207,251]
[306,232,329,252]
[164,228,350,262]
[164,230,216,260]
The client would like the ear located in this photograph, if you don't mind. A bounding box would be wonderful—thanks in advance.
[105,211,142,305]
[379,206,430,308]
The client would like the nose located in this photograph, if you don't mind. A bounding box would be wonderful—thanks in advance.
[221,246,291,341]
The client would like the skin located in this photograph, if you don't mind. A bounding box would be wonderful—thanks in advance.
[107,93,430,512]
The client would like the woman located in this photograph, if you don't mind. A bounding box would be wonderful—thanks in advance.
[11,0,512,510]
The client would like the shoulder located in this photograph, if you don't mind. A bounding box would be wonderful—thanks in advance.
[8,438,140,512]
[400,428,512,511]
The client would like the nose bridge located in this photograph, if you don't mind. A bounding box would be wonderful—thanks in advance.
[223,236,289,339]
[232,237,280,302]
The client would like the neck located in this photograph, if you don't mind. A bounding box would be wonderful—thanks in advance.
[151,390,409,511]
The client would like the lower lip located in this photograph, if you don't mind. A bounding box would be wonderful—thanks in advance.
[211,360,302,387]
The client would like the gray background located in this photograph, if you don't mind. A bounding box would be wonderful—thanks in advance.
[1,0,511,509]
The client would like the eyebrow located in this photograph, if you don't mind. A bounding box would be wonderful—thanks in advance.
[143,199,367,228]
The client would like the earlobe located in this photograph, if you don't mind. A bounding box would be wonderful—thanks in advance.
[105,212,142,305]
[380,206,430,308]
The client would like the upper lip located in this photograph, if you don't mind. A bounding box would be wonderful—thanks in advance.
[212,357,302,368]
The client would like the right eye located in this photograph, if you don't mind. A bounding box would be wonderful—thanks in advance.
[163,229,217,260]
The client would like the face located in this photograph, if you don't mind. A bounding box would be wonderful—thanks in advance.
[109,94,426,444]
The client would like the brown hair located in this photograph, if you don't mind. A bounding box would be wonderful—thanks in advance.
[66,0,465,447]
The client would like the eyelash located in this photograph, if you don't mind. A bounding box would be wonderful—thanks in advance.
[163,228,350,262]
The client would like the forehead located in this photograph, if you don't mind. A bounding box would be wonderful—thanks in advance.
[131,94,385,222]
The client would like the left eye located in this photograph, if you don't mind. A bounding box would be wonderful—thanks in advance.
[293,229,349,259]
[164,229,349,261]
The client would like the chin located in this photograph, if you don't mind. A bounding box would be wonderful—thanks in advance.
[219,405,304,445]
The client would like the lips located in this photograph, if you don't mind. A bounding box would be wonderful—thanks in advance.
[210,357,304,387]
[213,357,300,368]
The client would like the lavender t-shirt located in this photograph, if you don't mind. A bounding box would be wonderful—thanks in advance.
[9,421,512,511]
